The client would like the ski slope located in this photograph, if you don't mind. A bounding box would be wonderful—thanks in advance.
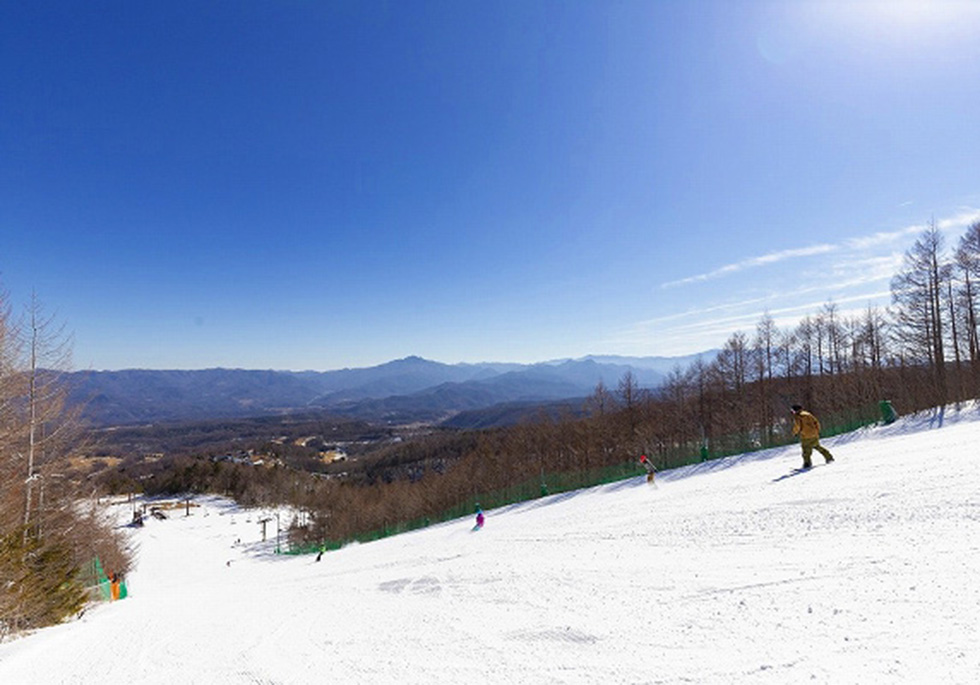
[2,404,979,684]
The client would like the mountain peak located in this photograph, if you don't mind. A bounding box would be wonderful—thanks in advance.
[389,355,438,367]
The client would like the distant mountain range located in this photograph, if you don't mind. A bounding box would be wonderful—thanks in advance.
[69,352,715,428]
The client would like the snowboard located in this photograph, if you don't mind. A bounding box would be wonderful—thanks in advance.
[773,461,831,482]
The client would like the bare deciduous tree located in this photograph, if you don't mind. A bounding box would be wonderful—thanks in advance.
[891,223,951,403]
[955,222,980,393]
[1,290,130,638]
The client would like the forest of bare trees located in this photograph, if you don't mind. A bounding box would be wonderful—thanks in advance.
[1,292,132,638]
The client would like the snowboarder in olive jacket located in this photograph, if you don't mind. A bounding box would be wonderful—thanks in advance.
[791,404,835,469]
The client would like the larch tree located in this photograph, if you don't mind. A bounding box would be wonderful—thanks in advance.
[753,312,779,446]
[955,222,980,393]
[1,291,131,638]
[890,223,951,403]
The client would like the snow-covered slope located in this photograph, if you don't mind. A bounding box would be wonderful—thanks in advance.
[2,404,979,684]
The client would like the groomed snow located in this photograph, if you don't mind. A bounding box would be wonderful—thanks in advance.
[2,404,979,684]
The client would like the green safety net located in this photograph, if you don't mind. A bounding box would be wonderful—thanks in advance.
[81,556,127,602]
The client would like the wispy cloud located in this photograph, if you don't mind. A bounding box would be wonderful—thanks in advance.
[938,208,980,231]
[642,265,894,333]
[610,208,980,358]
[844,225,925,250]
[828,253,905,285]
[632,295,775,327]
[661,244,838,288]
[606,288,894,357]
[662,208,980,290]
[664,288,890,336]
[845,209,980,249]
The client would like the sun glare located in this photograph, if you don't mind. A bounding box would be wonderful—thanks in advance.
[873,0,955,24]
[757,0,980,66]
[806,0,980,39]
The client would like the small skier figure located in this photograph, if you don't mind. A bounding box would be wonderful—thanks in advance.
[474,506,485,531]
[791,404,835,469]
[639,455,656,484]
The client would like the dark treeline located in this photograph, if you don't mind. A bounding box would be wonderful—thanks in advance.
[135,221,980,551]
[90,413,395,467]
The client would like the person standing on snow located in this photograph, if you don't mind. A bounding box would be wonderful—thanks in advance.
[474,507,485,530]
[639,455,657,483]
[791,404,835,469]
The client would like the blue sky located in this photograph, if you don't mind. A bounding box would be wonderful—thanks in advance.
[2,1,979,371]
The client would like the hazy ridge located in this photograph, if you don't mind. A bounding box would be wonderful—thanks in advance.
[71,352,714,427]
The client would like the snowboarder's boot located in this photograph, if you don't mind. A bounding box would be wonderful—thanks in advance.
[824,456,835,463]
[801,460,812,469]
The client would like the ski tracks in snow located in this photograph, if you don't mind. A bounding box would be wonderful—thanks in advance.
[2,407,980,683]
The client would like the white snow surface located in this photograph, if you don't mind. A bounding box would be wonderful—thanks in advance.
[2,404,979,684]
